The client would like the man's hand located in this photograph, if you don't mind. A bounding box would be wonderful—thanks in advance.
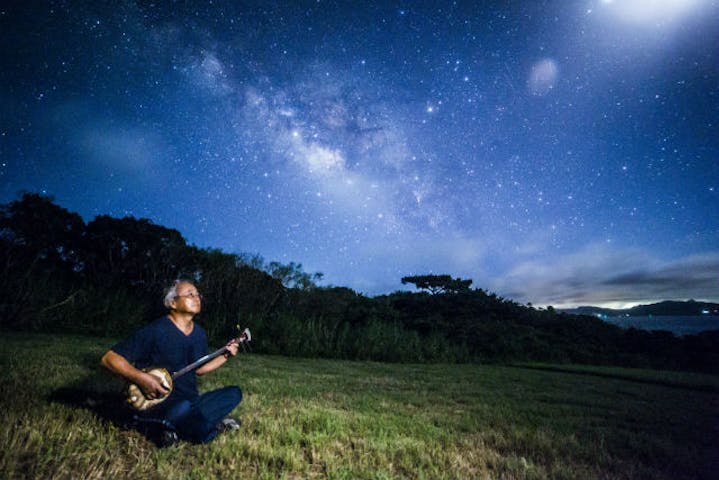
[101,350,171,399]
[225,339,240,357]
[137,371,171,400]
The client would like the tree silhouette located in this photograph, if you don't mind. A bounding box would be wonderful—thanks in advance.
[0,192,85,271]
[268,261,323,289]
[401,274,473,294]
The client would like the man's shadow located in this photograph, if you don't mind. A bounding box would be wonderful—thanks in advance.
[48,353,172,447]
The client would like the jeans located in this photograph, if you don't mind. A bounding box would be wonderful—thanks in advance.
[150,386,242,443]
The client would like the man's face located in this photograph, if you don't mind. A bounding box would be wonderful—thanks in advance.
[172,282,202,315]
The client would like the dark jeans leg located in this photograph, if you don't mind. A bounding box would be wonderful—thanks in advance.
[164,399,192,426]
[174,386,242,443]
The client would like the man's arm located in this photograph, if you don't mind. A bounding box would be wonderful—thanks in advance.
[196,341,239,376]
[100,350,170,399]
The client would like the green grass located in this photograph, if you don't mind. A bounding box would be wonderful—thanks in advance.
[1,333,717,479]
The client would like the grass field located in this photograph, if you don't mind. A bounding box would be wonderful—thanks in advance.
[1,333,718,479]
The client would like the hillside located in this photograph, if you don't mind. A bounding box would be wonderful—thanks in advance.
[561,300,719,317]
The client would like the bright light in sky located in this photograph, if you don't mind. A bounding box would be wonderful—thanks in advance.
[601,0,703,26]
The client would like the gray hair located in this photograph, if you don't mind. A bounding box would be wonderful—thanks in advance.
[163,279,192,308]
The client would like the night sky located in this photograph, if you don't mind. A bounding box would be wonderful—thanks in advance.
[2,1,718,308]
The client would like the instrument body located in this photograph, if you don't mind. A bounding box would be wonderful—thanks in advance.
[126,367,173,411]
[125,328,251,411]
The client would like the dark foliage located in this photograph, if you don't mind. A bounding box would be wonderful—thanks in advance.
[401,274,473,294]
[2,193,717,372]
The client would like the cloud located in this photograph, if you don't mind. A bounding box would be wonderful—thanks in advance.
[602,254,718,291]
[527,58,559,96]
[492,245,719,307]
[51,101,164,174]
[182,50,234,97]
[79,125,163,172]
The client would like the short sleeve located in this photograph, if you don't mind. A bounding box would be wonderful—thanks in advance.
[111,322,156,367]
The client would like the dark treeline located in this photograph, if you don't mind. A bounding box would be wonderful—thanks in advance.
[2,193,718,373]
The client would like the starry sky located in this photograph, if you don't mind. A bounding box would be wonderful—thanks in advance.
[2,1,718,308]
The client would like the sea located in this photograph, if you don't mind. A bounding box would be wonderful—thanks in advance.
[601,315,719,336]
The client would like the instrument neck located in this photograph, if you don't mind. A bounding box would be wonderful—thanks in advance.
[170,329,249,379]
[171,346,227,379]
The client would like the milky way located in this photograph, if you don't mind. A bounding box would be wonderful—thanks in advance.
[2,1,718,307]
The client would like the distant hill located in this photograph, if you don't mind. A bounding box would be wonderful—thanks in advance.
[561,300,719,317]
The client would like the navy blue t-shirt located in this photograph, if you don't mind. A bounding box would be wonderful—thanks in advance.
[112,316,208,400]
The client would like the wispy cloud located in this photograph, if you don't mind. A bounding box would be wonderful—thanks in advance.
[493,245,719,307]
[79,125,163,172]
[182,50,233,97]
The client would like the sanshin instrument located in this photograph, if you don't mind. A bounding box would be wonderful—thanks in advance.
[126,327,251,411]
